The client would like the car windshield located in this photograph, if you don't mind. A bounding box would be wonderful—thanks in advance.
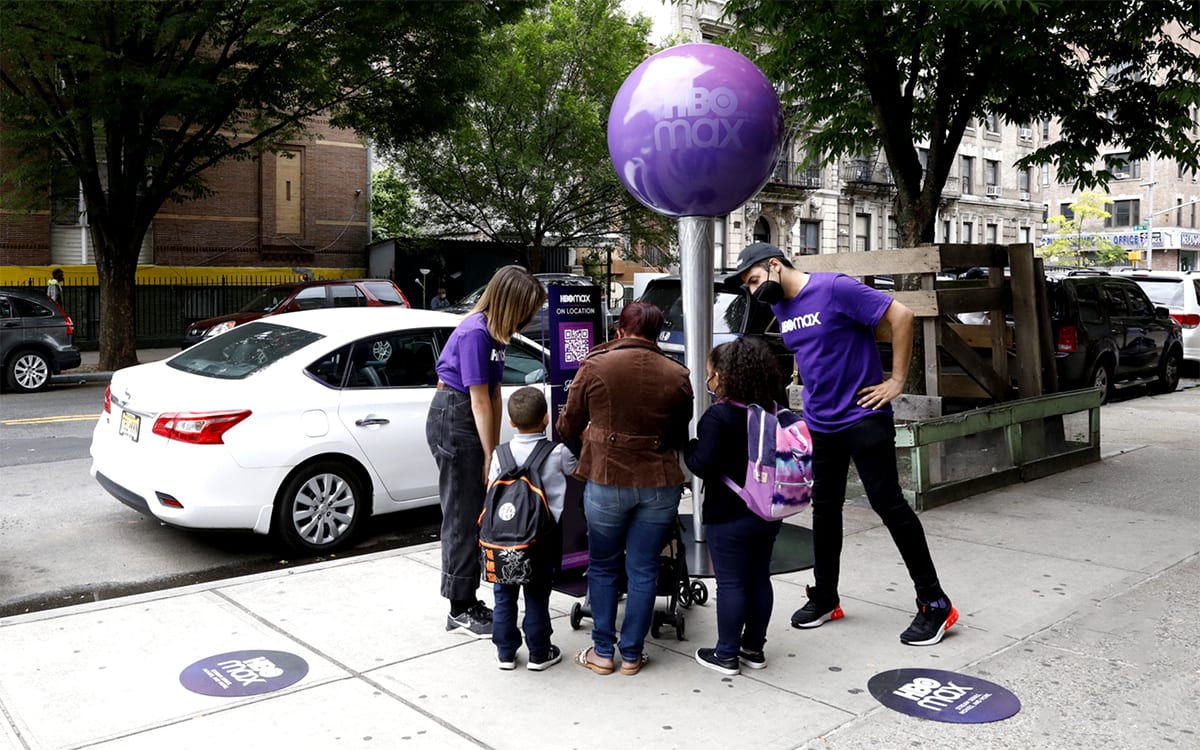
[1132,278,1185,308]
[239,286,296,313]
[639,283,747,334]
[169,321,323,379]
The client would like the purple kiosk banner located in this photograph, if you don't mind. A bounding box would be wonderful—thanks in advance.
[868,668,1021,723]
[547,284,603,574]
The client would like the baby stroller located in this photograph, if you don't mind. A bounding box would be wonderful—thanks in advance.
[567,515,708,640]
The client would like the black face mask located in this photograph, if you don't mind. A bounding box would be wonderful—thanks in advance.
[753,276,784,306]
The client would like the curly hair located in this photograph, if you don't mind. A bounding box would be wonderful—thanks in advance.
[709,337,783,407]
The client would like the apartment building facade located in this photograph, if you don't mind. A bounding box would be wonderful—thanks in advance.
[0,116,370,279]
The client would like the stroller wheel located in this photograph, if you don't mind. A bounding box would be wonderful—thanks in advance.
[570,602,583,630]
[678,580,693,608]
[651,611,664,639]
[691,581,709,606]
[674,611,686,640]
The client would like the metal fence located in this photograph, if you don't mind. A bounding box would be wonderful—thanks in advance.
[3,276,297,348]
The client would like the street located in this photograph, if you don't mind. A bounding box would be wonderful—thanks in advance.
[0,378,442,618]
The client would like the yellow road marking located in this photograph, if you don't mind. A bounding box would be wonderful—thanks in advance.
[1,414,99,425]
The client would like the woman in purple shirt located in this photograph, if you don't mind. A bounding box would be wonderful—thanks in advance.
[426,265,546,638]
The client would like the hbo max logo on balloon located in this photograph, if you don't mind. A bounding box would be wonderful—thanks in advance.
[653,87,745,151]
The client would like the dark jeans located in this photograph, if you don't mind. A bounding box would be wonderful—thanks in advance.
[425,388,485,603]
[492,581,553,659]
[706,514,782,660]
[810,412,944,603]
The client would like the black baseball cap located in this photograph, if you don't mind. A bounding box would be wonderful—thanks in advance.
[725,242,784,288]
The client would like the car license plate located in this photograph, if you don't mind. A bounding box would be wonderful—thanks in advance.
[119,411,141,442]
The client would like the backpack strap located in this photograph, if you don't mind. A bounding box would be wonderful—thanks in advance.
[520,439,555,476]
[496,443,517,475]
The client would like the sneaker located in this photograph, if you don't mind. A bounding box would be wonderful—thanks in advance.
[527,645,562,672]
[738,650,767,670]
[695,648,740,676]
[469,600,493,622]
[497,653,516,671]
[790,586,844,629]
[446,604,493,639]
[900,598,959,646]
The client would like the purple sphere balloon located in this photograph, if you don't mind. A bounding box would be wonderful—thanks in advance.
[608,43,783,218]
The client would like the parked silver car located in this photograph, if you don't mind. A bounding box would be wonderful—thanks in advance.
[0,288,82,392]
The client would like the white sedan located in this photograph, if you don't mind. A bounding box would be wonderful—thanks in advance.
[90,308,549,554]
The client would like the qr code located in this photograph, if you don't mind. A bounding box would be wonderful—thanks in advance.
[563,327,590,363]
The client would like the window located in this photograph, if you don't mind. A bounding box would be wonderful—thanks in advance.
[798,221,819,255]
[275,149,303,235]
[1060,202,1075,221]
[961,156,974,194]
[855,213,872,251]
[330,285,366,308]
[986,224,998,243]
[941,220,951,243]
[1102,283,1131,316]
[887,217,899,249]
[363,282,407,306]
[1019,169,1031,193]
[962,221,974,243]
[1074,282,1104,325]
[985,159,999,188]
[1041,164,1050,186]
[343,332,440,388]
[918,148,929,181]
[1123,286,1154,318]
[172,322,323,380]
[10,296,54,319]
[1109,152,1140,179]
[503,341,548,386]
[1042,120,1051,139]
[50,163,81,226]
[292,287,327,311]
[753,216,771,243]
[1179,198,1184,226]
[1019,226,1032,243]
[984,114,1000,133]
[1105,200,1140,228]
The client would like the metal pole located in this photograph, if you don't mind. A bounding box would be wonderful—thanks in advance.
[678,216,714,543]
[1146,154,1156,270]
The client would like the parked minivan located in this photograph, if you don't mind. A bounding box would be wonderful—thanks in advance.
[1120,269,1200,365]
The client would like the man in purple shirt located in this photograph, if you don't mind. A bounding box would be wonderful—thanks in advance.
[731,242,958,646]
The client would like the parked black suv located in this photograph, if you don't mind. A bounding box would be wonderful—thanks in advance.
[0,288,82,392]
[1046,273,1183,403]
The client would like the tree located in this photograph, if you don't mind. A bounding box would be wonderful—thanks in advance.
[1,0,528,369]
[723,0,1200,248]
[1040,192,1126,268]
[371,0,671,272]
[371,168,419,241]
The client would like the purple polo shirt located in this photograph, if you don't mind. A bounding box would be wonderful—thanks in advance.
[435,312,505,394]
[773,272,893,432]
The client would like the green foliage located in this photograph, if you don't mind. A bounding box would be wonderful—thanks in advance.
[0,0,527,366]
[371,168,419,240]
[371,0,671,271]
[721,0,1200,246]
[1040,192,1127,267]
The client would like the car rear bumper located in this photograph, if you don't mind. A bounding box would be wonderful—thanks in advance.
[55,348,81,372]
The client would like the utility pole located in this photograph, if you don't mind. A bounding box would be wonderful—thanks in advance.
[1145,154,1156,270]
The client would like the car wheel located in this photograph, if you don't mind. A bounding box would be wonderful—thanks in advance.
[1153,348,1182,394]
[1089,360,1112,405]
[6,349,52,393]
[274,460,366,554]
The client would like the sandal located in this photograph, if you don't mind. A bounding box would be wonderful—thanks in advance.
[574,646,614,675]
[619,653,649,676]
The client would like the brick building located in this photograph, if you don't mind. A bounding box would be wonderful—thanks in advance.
[0,116,369,281]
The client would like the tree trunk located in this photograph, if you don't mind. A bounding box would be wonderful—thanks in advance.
[94,234,140,372]
[893,193,939,395]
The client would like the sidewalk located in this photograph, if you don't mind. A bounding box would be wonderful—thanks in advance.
[53,348,179,383]
[2,389,1197,750]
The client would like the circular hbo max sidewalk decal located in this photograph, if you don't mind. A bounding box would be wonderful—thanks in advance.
[868,668,1021,723]
[180,650,309,697]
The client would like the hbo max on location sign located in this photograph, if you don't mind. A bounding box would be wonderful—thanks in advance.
[180,649,309,697]
[607,43,783,218]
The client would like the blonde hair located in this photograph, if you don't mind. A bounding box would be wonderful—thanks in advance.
[471,265,546,343]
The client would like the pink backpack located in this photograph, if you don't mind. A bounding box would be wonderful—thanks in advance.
[721,401,814,521]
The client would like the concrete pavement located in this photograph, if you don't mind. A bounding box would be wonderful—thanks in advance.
[1,387,1197,750]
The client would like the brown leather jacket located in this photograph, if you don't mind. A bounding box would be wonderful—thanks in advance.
[556,336,693,487]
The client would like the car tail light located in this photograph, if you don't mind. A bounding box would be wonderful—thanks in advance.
[103,385,111,413]
[152,410,251,444]
[49,299,75,335]
[1057,325,1078,353]
[1171,313,1199,329]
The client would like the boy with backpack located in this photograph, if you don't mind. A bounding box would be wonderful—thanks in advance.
[480,386,578,671]
[730,242,958,647]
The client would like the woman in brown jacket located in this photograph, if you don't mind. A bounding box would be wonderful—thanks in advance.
[557,302,694,675]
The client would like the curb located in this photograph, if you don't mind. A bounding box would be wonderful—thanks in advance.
[52,371,114,384]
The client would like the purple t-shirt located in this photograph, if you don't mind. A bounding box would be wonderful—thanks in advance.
[773,272,893,432]
[435,312,505,394]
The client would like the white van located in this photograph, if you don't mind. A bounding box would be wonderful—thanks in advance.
[1123,270,1200,363]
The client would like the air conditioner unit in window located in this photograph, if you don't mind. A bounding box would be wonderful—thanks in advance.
[986,185,1002,197]
[1019,128,1033,140]
[1020,191,1031,201]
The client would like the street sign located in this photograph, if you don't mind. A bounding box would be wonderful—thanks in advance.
[1133,224,1147,231]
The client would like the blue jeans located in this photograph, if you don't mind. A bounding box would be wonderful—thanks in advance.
[492,581,553,660]
[706,514,782,660]
[583,482,681,662]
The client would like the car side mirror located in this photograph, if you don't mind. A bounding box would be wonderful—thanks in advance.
[1155,306,1170,318]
